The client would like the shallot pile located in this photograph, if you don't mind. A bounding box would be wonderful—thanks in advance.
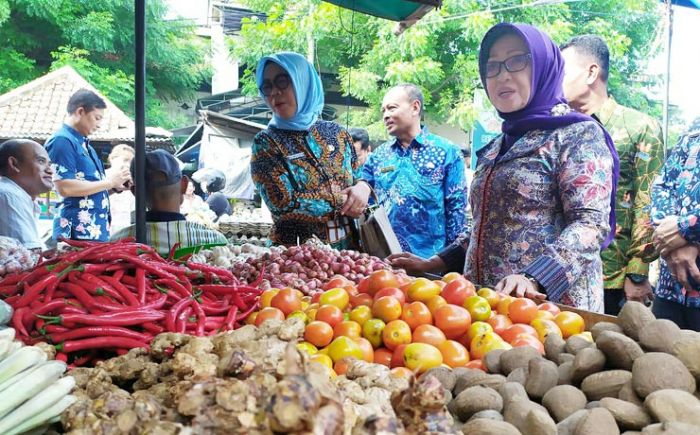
[229,243,389,295]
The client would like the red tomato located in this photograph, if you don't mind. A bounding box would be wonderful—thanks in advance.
[390,344,407,368]
[400,301,433,330]
[440,278,476,306]
[350,292,373,308]
[367,270,400,296]
[255,307,285,327]
[434,304,472,339]
[508,298,539,324]
[538,302,561,316]
[357,277,370,294]
[323,276,352,291]
[315,305,344,328]
[373,348,393,367]
[487,314,513,336]
[372,296,403,323]
[373,287,406,305]
[412,324,447,347]
[501,324,538,344]
[511,334,545,354]
[464,359,486,371]
[270,288,302,316]
[304,321,334,348]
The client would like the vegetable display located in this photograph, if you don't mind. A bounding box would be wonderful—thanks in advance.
[0,327,75,435]
[0,236,38,278]
[0,239,263,366]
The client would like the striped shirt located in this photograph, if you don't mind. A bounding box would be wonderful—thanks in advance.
[110,211,227,257]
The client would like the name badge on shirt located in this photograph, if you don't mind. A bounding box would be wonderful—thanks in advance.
[287,152,305,161]
[380,165,396,173]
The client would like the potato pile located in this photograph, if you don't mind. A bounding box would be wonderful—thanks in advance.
[423,302,700,435]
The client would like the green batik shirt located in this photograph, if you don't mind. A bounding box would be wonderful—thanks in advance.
[596,98,664,289]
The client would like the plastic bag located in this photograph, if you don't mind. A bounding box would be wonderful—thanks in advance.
[0,236,38,277]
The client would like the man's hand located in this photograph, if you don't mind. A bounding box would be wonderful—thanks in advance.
[623,277,653,303]
[340,181,371,218]
[495,274,547,301]
[107,167,131,190]
[664,244,700,292]
[387,252,443,275]
[654,216,688,256]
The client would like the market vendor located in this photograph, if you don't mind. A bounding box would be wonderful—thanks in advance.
[390,23,618,312]
[250,51,370,249]
[46,89,132,242]
[0,139,54,250]
[111,149,227,257]
[362,84,467,258]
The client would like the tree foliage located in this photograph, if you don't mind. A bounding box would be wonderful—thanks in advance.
[231,0,664,140]
[0,0,210,128]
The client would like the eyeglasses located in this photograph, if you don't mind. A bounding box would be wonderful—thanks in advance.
[259,73,292,97]
[485,53,532,78]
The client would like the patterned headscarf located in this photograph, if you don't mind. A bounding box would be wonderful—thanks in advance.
[256,52,324,131]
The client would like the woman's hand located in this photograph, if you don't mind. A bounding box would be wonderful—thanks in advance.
[340,181,371,218]
[653,216,687,256]
[663,244,700,291]
[495,274,547,301]
[387,253,446,275]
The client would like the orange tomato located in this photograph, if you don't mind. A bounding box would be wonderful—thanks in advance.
[333,320,362,339]
[530,318,562,342]
[501,324,538,344]
[350,292,373,308]
[315,305,344,328]
[373,348,393,367]
[464,295,492,322]
[426,295,448,315]
[538,302,561,316]
[323,276,351,291]
[403,343,443,373]
[372,296,403,322]
[442,272,465,283]
[470,332,500,360]
[406,278,442,302]
[334,359,351,375]
[349,305,372,326]
[434,304,472,339]
[511,334,545,354]
[354,337,375,363]
[245,311,258,325]
[319,287,350,311]
[254,307,285,326]
[390,344,407,368]
[487,314,513,335]
[260,289,280,308]
[440,278,476,306]
[477,288,501,309]
[304,321,334,348]
[496,295,514,316]
[382,320,412,350]
[311,292,322,304]
[367,270,400,296]
[362,318,386,348]
[412,324,447,347]
[373,287,406,305]
[465,359,486,371]
[390,366,413,378]
[554,311,585,338]
[400,301,433,330]
[438,340,470,368]
[508,298,538,324]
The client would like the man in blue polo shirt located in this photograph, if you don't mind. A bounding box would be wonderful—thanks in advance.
[362,84,467,258]
[45,89,131,241]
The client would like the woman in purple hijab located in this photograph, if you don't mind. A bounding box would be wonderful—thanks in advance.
[391,23,618,312]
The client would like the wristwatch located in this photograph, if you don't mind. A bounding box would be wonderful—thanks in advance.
[626,273,648,284]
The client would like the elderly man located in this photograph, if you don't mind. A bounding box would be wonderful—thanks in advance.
[561,35,664,315]
[111,150,227,257]
[0,139,54,250]
[651,118,700,330]
[362,84,467,258]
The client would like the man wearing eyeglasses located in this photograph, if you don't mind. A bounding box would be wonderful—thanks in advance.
[361,84,467,259]
[562,35,664,315]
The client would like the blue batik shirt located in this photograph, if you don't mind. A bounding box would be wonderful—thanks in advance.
[362,126,468,258]
[651,120,700,307]
[46,124,111,242]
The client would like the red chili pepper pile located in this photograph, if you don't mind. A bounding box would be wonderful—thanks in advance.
[0,239,262,366]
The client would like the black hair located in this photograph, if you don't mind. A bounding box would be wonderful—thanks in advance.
[67,89,107,114]
[0,139,34,175]
[478,26,520,85]
[560,35,610,82]
[348,128,370,151]
[392,84,424,116]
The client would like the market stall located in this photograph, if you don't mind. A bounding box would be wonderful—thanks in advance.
[0,237,699,434]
